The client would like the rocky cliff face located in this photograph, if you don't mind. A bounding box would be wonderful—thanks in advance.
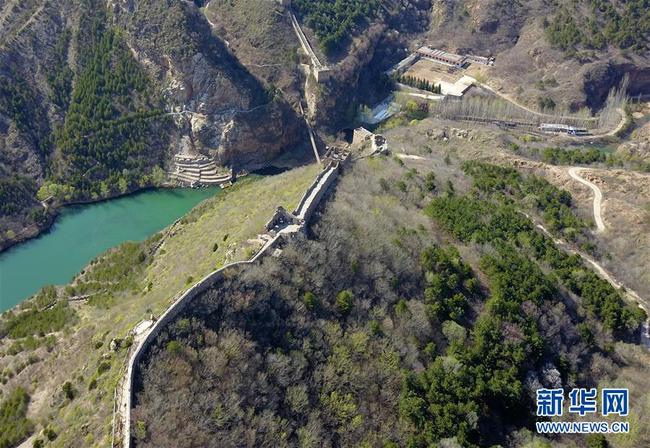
[583,59,650,109]
[308,0,433,130]
[0,0,306,249]
[1,0,648,249]
[616,121,650,163]
[114,0,304,169]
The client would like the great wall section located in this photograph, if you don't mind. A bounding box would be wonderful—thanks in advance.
[112,149,349,447]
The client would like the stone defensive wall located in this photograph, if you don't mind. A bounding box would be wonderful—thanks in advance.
[121,239,280,446]
[295,163,340,222]
[292,163,337,217]
[119,160,344,447]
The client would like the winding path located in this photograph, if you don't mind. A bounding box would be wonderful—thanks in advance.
[396,152,650,347]
[568,167,606,232]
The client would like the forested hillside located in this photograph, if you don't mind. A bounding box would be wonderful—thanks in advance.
[292,0,380,54]
[45,0,169,202]
[545,0,649,53]
[132,158,647,447]
[423,0,649,112]
[0,0,304,250]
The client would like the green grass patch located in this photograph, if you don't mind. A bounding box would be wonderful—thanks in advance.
[1,302,76,339]
[0,387,33,448]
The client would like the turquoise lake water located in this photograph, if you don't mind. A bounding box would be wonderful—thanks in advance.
[0,187,220,312]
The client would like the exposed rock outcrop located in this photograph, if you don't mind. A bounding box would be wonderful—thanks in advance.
[0,0,306,249]
[584,60,650,109]
[115,0,304,169]
[616,121,650,162]
[215,101,304,170]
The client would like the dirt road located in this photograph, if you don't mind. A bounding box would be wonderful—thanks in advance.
[476,81,625,138]
[396,152,649,347]
[568,167,606,232]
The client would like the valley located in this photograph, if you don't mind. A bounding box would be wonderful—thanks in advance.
[0,1,649,447]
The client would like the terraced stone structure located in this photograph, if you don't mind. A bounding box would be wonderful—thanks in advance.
[170,155,233,186]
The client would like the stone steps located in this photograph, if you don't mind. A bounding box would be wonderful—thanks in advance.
[170,172,200,184]
[176,161,214,169]
[177,166,202,174]
[201,167,219,176]
[201,174,231,183]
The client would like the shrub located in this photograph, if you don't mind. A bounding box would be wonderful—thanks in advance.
[44,427,57,441]
[303,292,318,311]
[62,381,75,400]
[395,299,409,317]
[577,322,594,345]
[135,420,147,441]
[0,388,33,448]
[424,172,436,192]
[167,340,182,354]
[96,361,111,375]
[2,302,76,339]
[403,100,429,121]
[335,290,354,315]
[586,434,608,448]
[537,96,556,110]
[369,320,382,336]
[174,318,191,335]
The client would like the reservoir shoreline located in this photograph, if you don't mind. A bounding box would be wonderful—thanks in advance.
[0,185,222,312]
[0,182,203,254]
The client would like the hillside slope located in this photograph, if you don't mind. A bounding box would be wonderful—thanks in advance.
[0,0,306,250]
[0,165,321,447]
[132,158,649,447]
[2,0,647,250]
[424,0,650,111]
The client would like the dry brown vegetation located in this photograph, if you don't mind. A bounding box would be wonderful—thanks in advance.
[204,0,301,101]
[383,116,650,303]
[426,0,649,113]
[133,156,650,447]
[0,165,320,447]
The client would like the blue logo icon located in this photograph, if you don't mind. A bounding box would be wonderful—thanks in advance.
[602,389,629,417]
[568,388,598,416]
[537,388,564,417]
